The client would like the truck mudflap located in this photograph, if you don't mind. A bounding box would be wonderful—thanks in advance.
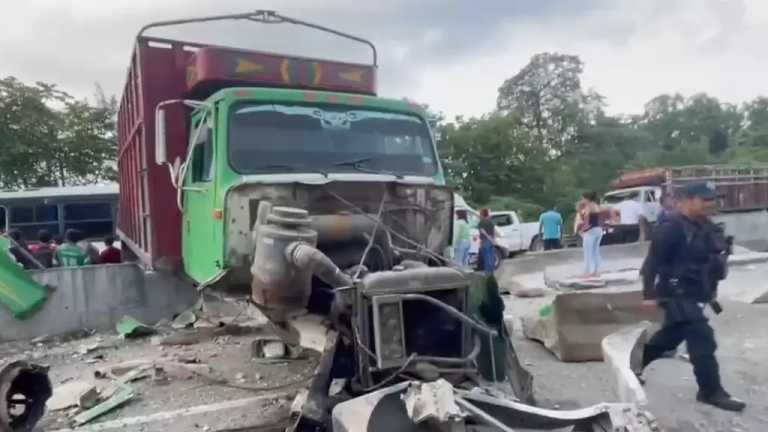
[331,379,660,432]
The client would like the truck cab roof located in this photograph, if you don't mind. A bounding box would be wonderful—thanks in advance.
[205,87,428,117]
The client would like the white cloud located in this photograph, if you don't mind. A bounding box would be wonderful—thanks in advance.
[2,0,766,120]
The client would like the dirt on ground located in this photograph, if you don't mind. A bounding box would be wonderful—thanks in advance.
[0,324,317,432]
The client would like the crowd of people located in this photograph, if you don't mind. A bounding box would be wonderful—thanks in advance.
[453,190,679,278]
[7,229,122,269]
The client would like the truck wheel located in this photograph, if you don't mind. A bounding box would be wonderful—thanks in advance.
[529,236,543,252]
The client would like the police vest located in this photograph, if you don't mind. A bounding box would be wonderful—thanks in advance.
[655,216,723,303]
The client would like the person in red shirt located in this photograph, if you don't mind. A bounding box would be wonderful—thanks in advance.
[99,235,122,264]
[31,230,56,268]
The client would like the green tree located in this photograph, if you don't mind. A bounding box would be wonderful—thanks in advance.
[639,93,741,155]
[0,77,66,187]
[496,53,603,153]
[0,77,116,188]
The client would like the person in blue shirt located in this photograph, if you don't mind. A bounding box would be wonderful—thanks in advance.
[657,193,677,225]
[538,207,563,250]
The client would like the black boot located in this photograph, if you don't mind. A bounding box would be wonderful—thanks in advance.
[696,390,746,412]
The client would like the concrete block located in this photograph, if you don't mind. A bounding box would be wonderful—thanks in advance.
[602,322,653,405]
[717,263,768,304]
[0,264,197,342]
[522,289,662,362]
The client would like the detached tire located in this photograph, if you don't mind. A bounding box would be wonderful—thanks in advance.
[0,361,52,432]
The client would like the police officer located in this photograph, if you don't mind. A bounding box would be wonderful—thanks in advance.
[639,182,746,412]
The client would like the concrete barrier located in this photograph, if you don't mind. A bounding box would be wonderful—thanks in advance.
[500,242,649,280]
[714,210,768,252]
[499,242,649,295]
[0,263,198,341]
[602,322,653,405]
[522,288,662,362]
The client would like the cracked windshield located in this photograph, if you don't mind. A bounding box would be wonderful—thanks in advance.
[229,103,437,176]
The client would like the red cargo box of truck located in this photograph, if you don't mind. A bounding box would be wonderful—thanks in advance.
[612,165,768,213]
[117,37,197,270]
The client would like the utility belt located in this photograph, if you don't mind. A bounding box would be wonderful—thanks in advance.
[657,272,713,303]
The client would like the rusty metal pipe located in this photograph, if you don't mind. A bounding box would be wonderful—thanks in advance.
[285,242,352,288]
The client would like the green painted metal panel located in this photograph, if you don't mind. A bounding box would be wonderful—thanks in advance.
[0,237,48,319]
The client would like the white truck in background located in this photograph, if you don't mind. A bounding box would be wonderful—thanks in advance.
[490,211,541,253]
[602,166,768,250]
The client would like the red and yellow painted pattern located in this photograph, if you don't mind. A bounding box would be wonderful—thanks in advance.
[186,47,376,95]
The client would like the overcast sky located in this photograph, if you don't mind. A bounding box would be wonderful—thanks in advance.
[3,0,767,119]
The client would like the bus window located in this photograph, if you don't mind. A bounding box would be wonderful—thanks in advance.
[64,202,114,239]
[8,204,59,238]
[0,207,6,233]
[10,206,34,224]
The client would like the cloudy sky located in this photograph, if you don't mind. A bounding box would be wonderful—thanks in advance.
[3,0,767,119]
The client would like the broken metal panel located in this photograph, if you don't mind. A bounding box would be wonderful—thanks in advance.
[332,381,660,432]
[0,237,48,319]
[461,390,660,431]
[330,382,412,432]
[225,182,454,285]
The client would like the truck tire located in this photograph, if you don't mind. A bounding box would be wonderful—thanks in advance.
[529,235,543,252]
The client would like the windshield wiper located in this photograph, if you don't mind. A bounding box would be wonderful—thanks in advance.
[332,157,374,167]
[254,164,328,177]
[332,156,405,179]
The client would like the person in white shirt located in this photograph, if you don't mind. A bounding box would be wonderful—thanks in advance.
[616,198,643,225]
[614,198,645,242]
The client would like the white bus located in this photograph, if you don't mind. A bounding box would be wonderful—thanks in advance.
[0,184,118,242]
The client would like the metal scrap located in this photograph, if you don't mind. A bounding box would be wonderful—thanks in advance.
[402,379,465,424]
[332,380,660,432]
[72,385,135,426]
[115,316,157,338]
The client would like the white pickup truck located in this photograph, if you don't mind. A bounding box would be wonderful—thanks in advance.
[490,211,541,253]
[453,195,541,268]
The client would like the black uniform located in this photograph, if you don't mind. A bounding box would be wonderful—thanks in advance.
[640,213,727,397]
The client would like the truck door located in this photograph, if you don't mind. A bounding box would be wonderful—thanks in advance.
[491,212,521,251]
[643,188,662,223]
[182,114,220,283]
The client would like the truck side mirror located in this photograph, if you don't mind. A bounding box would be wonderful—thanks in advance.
[155,106,168,165]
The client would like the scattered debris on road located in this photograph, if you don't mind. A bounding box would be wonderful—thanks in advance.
[115,316,156,338]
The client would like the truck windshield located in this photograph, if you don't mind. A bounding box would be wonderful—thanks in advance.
[228,103,437,176]
[603,190,641,204]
